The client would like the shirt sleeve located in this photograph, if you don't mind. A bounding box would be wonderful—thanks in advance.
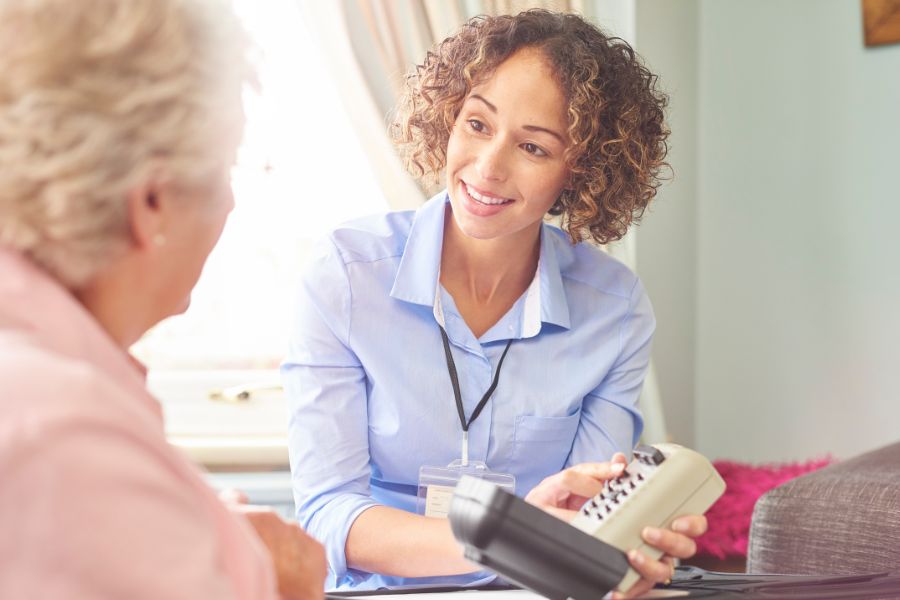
[567,277,654,466]
[0,416,245,600]
[281,236,378,584]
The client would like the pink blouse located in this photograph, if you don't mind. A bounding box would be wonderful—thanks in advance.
[0,248,278,599]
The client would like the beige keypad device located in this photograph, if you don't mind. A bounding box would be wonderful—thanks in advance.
[570,444,726,592]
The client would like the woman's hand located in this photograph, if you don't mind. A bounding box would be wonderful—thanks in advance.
[221,490,327,600]
[524,453,629,519]
[524,459,708,600]
[614,514,707,599]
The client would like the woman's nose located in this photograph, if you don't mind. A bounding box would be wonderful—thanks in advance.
[476,141,508,182]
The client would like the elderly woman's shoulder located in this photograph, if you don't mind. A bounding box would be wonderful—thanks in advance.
[0,335,150,443]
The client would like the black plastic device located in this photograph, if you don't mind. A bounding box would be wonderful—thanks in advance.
[448,475,630,600]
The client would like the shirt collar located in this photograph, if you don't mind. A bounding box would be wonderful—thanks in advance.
[536,225,571,331]
[389,191,448,307]
[389,191,571,332]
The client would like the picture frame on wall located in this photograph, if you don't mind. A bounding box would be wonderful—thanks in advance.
[863,0,900,46]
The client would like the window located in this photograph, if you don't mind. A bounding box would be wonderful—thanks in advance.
[132,0,388,464]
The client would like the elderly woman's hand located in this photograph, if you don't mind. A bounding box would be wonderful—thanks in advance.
[524,457,708,600]
[221,491,327,600]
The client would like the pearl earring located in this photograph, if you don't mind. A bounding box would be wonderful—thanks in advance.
[153,234,167,246]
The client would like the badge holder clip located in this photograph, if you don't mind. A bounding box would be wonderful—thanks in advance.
[417,433,515,518]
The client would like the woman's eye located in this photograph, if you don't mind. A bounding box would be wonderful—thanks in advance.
[467,119,486,133]
[522,143,547,157]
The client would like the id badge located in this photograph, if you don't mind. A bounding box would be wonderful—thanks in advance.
[417,460,515,518]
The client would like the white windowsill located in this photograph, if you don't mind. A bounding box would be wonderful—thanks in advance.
[170,435,288,469]
[148,369,290,469]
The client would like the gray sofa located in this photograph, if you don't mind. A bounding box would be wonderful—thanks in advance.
[747,441,900,575]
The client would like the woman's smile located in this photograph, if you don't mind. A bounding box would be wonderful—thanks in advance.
[459,180,515,217]
[445,47,571,243]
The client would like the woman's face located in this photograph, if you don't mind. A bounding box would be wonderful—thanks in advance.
[445,47,571,246]
[158,166,234,317]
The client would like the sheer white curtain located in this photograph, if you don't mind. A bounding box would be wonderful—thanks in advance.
[293,1,425,210]
[296,0,668,444]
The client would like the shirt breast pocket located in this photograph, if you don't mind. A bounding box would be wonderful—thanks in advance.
[509,412,580,485]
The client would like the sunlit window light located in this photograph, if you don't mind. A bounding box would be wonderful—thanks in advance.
[132,0,388,372]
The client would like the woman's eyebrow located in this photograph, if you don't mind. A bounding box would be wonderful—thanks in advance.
[468,93,565,144]
[522,124,565,144]
[469,94,497,112]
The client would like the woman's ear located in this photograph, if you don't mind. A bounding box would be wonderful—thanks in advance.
[126,177,167,250]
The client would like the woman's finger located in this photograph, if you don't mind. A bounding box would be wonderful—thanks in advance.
[629,549,675,581]
[671,514,708,537]
[618,550,676,599]
[642,526,698,559]
[218,488,249,505]
[612,554,675,599]
[554,461,625,497]
[525,460,626,509]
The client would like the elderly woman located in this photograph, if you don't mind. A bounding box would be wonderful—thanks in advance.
[0,0,324,598]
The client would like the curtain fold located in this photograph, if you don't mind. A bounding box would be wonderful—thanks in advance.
[294,1,424,210]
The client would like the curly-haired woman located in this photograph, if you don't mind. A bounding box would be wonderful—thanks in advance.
[283,10,705,595]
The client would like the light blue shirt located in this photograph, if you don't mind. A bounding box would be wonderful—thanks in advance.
[282,192,654,591]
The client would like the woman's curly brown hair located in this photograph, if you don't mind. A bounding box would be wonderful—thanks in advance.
[391,9,670,245]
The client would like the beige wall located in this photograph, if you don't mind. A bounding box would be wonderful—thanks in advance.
[633,0,700,449]
[635,0,900,461]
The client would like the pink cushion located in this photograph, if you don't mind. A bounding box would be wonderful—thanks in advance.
[696,458,833,559]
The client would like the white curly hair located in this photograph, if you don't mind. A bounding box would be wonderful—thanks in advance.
[0,0,252,288]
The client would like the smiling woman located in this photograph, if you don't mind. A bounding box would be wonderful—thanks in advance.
[281,9,701,597]
[440,48,573,336]
[444,49,571,244]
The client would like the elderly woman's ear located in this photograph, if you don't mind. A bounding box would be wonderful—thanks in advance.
[125,172,178,251]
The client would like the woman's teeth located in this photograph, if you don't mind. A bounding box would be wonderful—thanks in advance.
[465,183,511,205]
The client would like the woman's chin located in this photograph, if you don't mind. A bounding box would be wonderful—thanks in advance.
[163,295,192,319]
[175,295,192,315]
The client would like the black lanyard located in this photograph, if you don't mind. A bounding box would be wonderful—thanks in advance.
[438,325,513,434]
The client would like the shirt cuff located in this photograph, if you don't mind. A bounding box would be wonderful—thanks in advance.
[302,492,379,583]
